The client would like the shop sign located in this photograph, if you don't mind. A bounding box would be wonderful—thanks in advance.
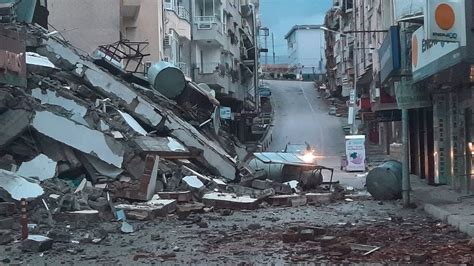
[424,0,466,43]
[411,26,465,82]
[379,26,401,83]
[394,79,431,109]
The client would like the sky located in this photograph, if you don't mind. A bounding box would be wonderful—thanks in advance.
[260,0,332,60]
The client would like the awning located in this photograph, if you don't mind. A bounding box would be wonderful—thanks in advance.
[253,152,316,167]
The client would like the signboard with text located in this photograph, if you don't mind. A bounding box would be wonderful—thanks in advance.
[411,26,465,82]
[394,79,432,109]
[424,0,466,43]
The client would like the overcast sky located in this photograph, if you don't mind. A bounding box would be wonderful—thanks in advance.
[260,0,332,58]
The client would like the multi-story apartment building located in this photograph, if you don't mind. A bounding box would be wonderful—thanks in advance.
[163,0,192,76]
[285,25,326,81]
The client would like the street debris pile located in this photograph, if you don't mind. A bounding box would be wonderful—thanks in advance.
[200,214,473,264]
[0,23,342,257]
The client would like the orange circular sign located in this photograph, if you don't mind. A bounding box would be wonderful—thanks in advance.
[412,36,418,67]
[435,3,455,30]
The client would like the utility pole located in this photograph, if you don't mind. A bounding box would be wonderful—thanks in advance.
[272,32,275,64]
[399,25,411,207]
[250,3,259,112]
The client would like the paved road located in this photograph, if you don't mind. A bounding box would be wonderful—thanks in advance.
[265,80,366,189]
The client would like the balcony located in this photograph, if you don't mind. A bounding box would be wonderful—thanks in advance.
[194,63,236,93]
[193,16,226,47]
[121,0,140,18]
[164,0,190,21]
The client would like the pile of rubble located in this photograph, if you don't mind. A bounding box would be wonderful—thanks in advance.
[0,23,342,253]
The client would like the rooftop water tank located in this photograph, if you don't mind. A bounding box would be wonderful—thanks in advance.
[147,61,186,99]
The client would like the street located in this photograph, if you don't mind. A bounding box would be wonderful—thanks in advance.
[266,80,365,189]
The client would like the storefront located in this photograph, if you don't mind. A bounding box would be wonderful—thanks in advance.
[409,0,474,192]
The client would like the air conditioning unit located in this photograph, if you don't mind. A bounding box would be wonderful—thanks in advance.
[198,23,212,29]
[163,34,171,47]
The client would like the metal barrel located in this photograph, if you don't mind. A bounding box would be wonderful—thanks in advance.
[147,61,186,99]
[366,160,403,200]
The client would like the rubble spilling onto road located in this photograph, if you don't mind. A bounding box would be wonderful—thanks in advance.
[0,23,345,259]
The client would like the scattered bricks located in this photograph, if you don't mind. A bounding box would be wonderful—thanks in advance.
[267,194,307,207]
[331,244,352,255]
[299,229,315,241]
[307,226,326,236]
[197,221,208,228]
[0,202,15,216]
[21,235,53,252]
[176,202,205,214]
[158,191,193,203]
[251,179,292,194]
[202,192,260,210]
[306,193,333,205]
[319,236,338,248]
[282,231,299,243]
[116,199,177,221]
[411,252,429,263]
[54,210,100,225]
[0,217,14,229]
[0,229,13,245]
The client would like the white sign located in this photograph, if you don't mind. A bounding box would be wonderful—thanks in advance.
[345,135,366,172]
[424,0,466,43]
[219,107,232,120]
[393,0,424,21]
[411,26,462,73]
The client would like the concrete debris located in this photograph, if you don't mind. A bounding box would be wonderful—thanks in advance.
[157,191,193,203]
[0,229,14,245]
[117,110,147,136]
[133,136,191,158]
[182,176,205,189]
[121,221,134,234]
[32,111,124,168]
[202,192,260,210]
[21,235,53,252]
[0,169,44,200]
[16,154,57,181]
[115,197,177,220]
[26,52,56,69]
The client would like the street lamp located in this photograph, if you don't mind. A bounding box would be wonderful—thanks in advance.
[320,26,357,134]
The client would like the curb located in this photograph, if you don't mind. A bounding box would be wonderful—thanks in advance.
[424,203,474,237]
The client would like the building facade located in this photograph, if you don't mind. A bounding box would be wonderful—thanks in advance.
[285,25,326,81]
[324,0,474,193]
[48,0,165,64]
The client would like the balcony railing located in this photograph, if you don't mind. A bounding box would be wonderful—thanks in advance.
[164,0,190,22]
[194,16,218,24]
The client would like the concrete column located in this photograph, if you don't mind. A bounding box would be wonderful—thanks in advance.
[402,108,411,207]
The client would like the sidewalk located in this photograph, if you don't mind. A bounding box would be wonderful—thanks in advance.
[411,176,474,237]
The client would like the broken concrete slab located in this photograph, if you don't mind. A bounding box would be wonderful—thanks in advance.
[117,110,147,136]
[115,198,177,220]
[157,191,193,203]
[21,235,53,252]
[251,179,292,194]
[0,109,33,148]
[40,37,237,180]
[202,192,260,210]
[0,169,44,200]
[54,210,100,224]
[306,193,333,205]
[16,154,57,181]
[133,136,192,158]
[176,202,205,214]
[267,194,308,207]
[31,88,89,126]
[83,154,123,179]
[182,176,205,189]
[26,52,57,69]
[32,110,124,168]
